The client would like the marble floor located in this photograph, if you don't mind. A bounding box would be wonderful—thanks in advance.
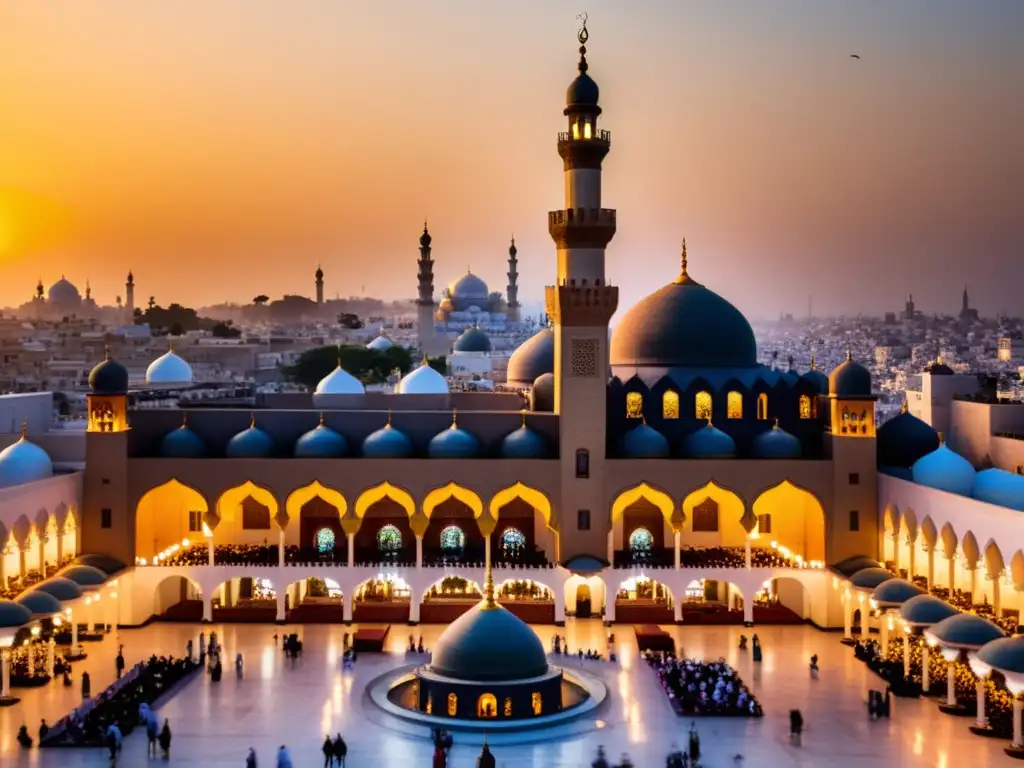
[0,619,1017,766]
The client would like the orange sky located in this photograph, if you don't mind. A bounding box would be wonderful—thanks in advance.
[1,1,1021,319]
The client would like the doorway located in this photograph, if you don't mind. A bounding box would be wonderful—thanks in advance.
[575,584,592,619]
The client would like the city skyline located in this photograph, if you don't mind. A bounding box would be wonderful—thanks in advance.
[1,2,1021,318]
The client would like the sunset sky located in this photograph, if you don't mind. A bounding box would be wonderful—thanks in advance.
[1,1,1021,319]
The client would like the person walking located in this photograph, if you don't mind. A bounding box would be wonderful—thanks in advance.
[789,709,804,746]
[276,744,293,768]
[333,733,347,767]
[115,648,125,679]
[477,743,496,768]
[592,746,610,768]
[246,747,258,767]
[105,722,122,763]
[81,670,91,699]
[688,722,701,763]
[322,735,333,767]
[159,719,172,758]
[146,712,159,757]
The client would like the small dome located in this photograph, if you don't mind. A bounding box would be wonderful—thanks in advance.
[899,594,958,626]
[366,335,394,351]
[429,417,481,459]
[0,432,54,488]
[69,554,125,575]
[926,360,954,375]
[801,356,829,394]
[419,225,432,248]
[682,423,737,459]
[871,578,925,607]
[530,372,555,412]
[429,601,548,682]
[976,636,1024,676]
[146,348,192,385]
[911,444,975,496]
[453,326,492,353]
[829,352,872,397]
[971,468,1024,511]
[507,328,554,385]
[397,361,448,394]
[315,363,365,395]
[501,418,550,459]
[35,577,83,602]
[925,613,1005,649]
[361,422,413,458]
[226,421,275,458]
[621,422,671,458]
[877,409,940,468]
[567,68,599,107]
[89,356,129,394]
[849,567,893,590]
[16,589,64,617]
[0,599,32,628]
[59,565,108,588]
[294,422,348,458]
[831,555,881,577]
[752,423,802,459]
[161,424,206,459]
[448,271,489,301]
[48,277,81,306]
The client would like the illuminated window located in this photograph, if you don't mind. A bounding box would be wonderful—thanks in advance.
[583,120,592,139]
[377,524,402,552]
[425,694,432,714]
[531,691,542,716]
[757,514,772,534]
[315,528,335,553]
[447,693,458,717]
[626,392,643,419]
[662,391,680,419]
[757,393,768,420]
[501,528,526,557]
[727,391,743,419]
[477,693,497,718]
[440,525,465,552]
[692,498,719,532]
[503,697,512,717]
[695,391,712,421]
[576,449,590,478]
[629,527,653,553]
[799,394,812,419]
[572,121,580,140]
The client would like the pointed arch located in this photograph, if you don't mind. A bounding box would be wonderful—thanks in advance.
[285,481,348,522]
[961,530,980,568]
[939,522,957,560]
[488,483,554,530]
[136,479,209,561]
[354,481,416,518]
[1010,550,1024,591]
[422,482,483,519]
[611,482,675,526]
[982,539,1005,581]
[901,507,918,542]
[751,479,826,563]
[919,516,938,550]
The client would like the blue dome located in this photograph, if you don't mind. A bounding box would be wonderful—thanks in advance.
[453,326,492,353]
[361,423,413,458]
[501,420,550,459]
[926,613,1005,649]
[898,594,958,626]
[801,367,829,394]
[831,555,881,577]
[752,424,802,459]
[429,420,481,458]
[35,577,83,602]
[621,422,671,458]
[161,424,206,458]
[507,328,554,385]
[0,599,32,628]
[971,468,1024,511]
[16,589,64,617]
[294,422,348,458]
[226,422,275,458]
[976,636,1024,676]
[0,433,54,488]
[448,271,489,301]
[430,601,548,681]
[530,372,555,412]
[829,352,872,397]
[59,565,108,588]
[871,578,924,607]
[88,356,129,394]
[567,71,599,107]
[912,444,975,496]
[877,409,940,469]
[682,423,737,459]
[849,567,892,590]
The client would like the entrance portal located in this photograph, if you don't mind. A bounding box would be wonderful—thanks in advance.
[576,584,591,619]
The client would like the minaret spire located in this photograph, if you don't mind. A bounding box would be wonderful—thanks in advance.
[416,221,437,356]
[315,264,324,305]
[506,235,521,322]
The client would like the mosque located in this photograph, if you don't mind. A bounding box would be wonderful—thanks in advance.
[19,271,136,323]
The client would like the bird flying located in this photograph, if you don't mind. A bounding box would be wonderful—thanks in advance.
[850,54,861,59]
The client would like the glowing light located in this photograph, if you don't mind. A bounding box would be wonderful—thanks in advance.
[182,538,190,547]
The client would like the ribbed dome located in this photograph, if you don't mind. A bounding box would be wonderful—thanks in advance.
[877,409,940,468]
[35,577,83,602]
[453,326,492,353]
[16,589,64,617]
[621,422,670,458]
[315,363,365,395]
[530,372,555,412]
[682,423,737,459]
[501,417,550,458]
[397,361,448,394]
[829,352,872,397]
[361,422,413,458]
[872,578,925,607]
[912,444,975,496]
[294,422,348,458]
[752,424,802,459]
[48,277,81,305]
[366,335,394,351]
[428,418,481,459]
[146,349,193,385]
[972,468,1024,511]
[89,356,129,394]
[507,328,554,385]
[976,636,1024,676]
[161,424,206,458]
[60,565,108,588]
[899,594,958,626]
[925,613,1005,649]
[448,271,489,301]
[430,601,548,682]
[849,567,892,590]
[0,600,32,628]
[226,422,275,458]
[0,433,54,487]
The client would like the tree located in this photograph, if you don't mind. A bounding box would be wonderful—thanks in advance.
[253,295,269,306]
[169,322,185,337]
[211,322,241,339]
[337,312,364,329]
[426,355,447,374]
[282,344,416,389]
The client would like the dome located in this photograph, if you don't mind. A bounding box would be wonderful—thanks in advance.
[871,578,925,607]
[429,599,548,682]
[419,224,432,248]
[226,421,275,458]
[976,636,1024,676]
[315,363,366,395]
[161,423,206,459]
[831,555,882,577]
[508,329,554,385]
[16,589,64,617]
[926,360,954,376]
[89,355,129,394]
[69,554,125,575]
[0,432,54,488]
[294,421,348,458]
[453,326,492,353]
[971,468,1024,511]
[877,408,940,468]
[35,577,83,602]
[567,71,599,107]
[428,417,481,459]
[146,348,192,385]
[911,444,975,496]
[366,335,394,351]
[448,271,489,301]
[621,422,671,458]
[925,613,1005,649]
[682,423,737,459]
[361,421,413,458]
[751,423,802,459]
[530,372,555,412]
[0,599,32,628]
[397,361,448,394]
[501,418,550,459]
[59,565,108,588]
[849,567,893,590]
[801,356,829,393]
[898,594,958,626]
[610,256,757,369]
[829,352,872,397]
[47,277,81,306]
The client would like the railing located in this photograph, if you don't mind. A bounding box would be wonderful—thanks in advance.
[557,129,612,143]
[548,208,616,227]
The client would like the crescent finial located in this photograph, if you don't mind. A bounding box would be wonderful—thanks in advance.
[577,12,589,44]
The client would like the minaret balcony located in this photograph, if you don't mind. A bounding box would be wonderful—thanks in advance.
[548,208,617,249]
[557,131,611,170]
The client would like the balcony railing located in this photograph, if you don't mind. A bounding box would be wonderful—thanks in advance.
[557,129,611,143]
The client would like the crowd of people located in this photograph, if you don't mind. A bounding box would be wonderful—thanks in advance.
[615,546,799,570]
[646,652,763,717]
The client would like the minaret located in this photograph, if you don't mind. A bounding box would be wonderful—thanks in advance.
[415,221,436,352]
[315,265,324,305]
[506,235,521,322]
[125,270,135,321]
[545,15,618,560]
[962,285,969,313]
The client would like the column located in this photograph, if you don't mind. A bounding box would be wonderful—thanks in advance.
[278,530,286,567]
[908,538,916,580]
[743,598,754,627]
[945,662,957,707]
[968,566,977,601]
[85,596,95,633]
[891,532,900,571]
[902,629,910,680]
[843,592,852,640]
[673,597,683,624]
[409,593,421,625]
[1013,697,1022,750]
[207,538,215,567]
[47,639,55,677]
[484,535,492,570]
[57,526,64,563]
[744,536,752,570]
[880,611,889,656]
[926,548,935,590]
[554,586,565,625]
[859,596,870,640]
[674,531,681,569]
[992,578,1001,617]
[415,536,423,569]
[948,554,956,594]
[0,650,9,699]
[202,596,212,623]
[976,678,987,727]
[275,591,286,623]
[921,642,930,693]
[604,591,615,625]
[70,610,80,655]
[343,592,353,624]
[348,533,355,568]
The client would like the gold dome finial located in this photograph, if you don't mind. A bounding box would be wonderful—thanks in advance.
[451,408,458,427]
[810,351,817,371]
[674,238,697,285]
[249,411,256,429]
[20,418,28,440]
[386,408,393,427]
[900,399,908,414]
[937,431,945,445]
[520,409,527,427]
[846,349,853,362]
[319,412,326,427]
[168,337,174,352]
[483,560,497,609]
[104,343,111,361]
[181,412,188,428]
[421,353,430,367]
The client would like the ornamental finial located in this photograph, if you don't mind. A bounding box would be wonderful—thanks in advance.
[20,418,28,439]
[576,13,589,72]
[900,399,908,414]
[451,408,458,427]
[249,411,256,429]
[520,409,527,427]
[675,238,695,285]
[319,412,325,426]
[483,559,497,608]
[386,408,393,427]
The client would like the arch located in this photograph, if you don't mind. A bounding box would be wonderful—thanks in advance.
[756,393,769,420]
[285,481,348,524]
[61,508,77,561]
[919,516,938,551]
[423,574,483,599]
[961,530,980,568]
[563,574,606,618]
[1010,550,1024,591]
[423,482,483,519]
[488,483,554,531]
[767,575,814,620]
[136,479,209,561]
[153,574,204,617]
[611,482,675,526]
[11,514,32,547]
[354,481,416,519]
[625,391,643,419]
[939,522,958,560]
[751,480,826,563]
[982,539,1005,581]
[680,481,745,546]
[477,693,498,718]
[901,507,918,543]
[662,390,680,420]
[694,391,712,421]
[727,391,743,419]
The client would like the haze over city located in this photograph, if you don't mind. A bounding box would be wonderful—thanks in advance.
[1,1,1021,318]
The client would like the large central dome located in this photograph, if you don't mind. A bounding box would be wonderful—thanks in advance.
[448,271,489,302]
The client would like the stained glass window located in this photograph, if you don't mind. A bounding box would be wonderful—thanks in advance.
[799,394,812,419]
[315,527,335,553]
[626,391,643,419]
[447,693,458,716]
[440,525,465,552]
[629,527,653,553]
[695,391,712,421]
[501,528,526,556]
[531,692,542,715]
[662,391,680,419]
[377,524,402,552]
[727,391,743,419]
[503,697,512,717]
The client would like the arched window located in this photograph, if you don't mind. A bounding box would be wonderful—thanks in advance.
[447,692,458,717]
[377,524,402,553]
[662,391,680,419]
[694,391,712,421]
[727,391,743,419]
[799,394,812,419]
[503,697,512,717]
[501,528,526,557]
[477,693,497,718]
[531,691,542,716]
[575,448,590,478]
[314,527,335,554]
[692,498,719,532]
[629,527,653,553]
[757,393,768,420]
[626,391,643,419]
[425,693,433,714]
[440,525,465,552]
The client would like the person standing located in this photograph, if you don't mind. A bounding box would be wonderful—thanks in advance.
[115,649,125,679]
[688,722,701,763]
[81,671,91,699]
[159,719,172,758]
[276,744,293,768]
[105,722,122,763]
[477,743,496,768]
[246,747,258,767]
[592,745,610,768]
[322,735,333,767]
[38,719,49,743]
[333,733,347,767]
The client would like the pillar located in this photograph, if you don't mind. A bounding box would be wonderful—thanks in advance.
[926,549,934,590]
[343,592,353,624]
[992,578,1001,617]
[976,677,986,726]
[85,597,95,633]
[415,536,423,569]
[674,531,681,569]
[891,531,900,571]
[484,535,492,570]
[409,591,420,625]
[744,537,752,570]
[604,592,615,625]
[70,610,79,655]
[275,591,286,623]
[969,566,977,601]
[880,612,889,656]
[207,538,215,567]
[948,555,956,594]
[224,580,233,608]
[47,639,55,677]
[921,642,930,693]
[743,599,754,627]
[1013,697,1023,750]
[202,596,212,623]
[278,530,286,567]
[56,528,63,564]
[673,597,683,624]
[0,651,9,699]
[554,586,565,625]
[348,533,355,568]
[945,662,957,706]
[843,592,852,640]
[902,629,910,680]
[908,539,916,580]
